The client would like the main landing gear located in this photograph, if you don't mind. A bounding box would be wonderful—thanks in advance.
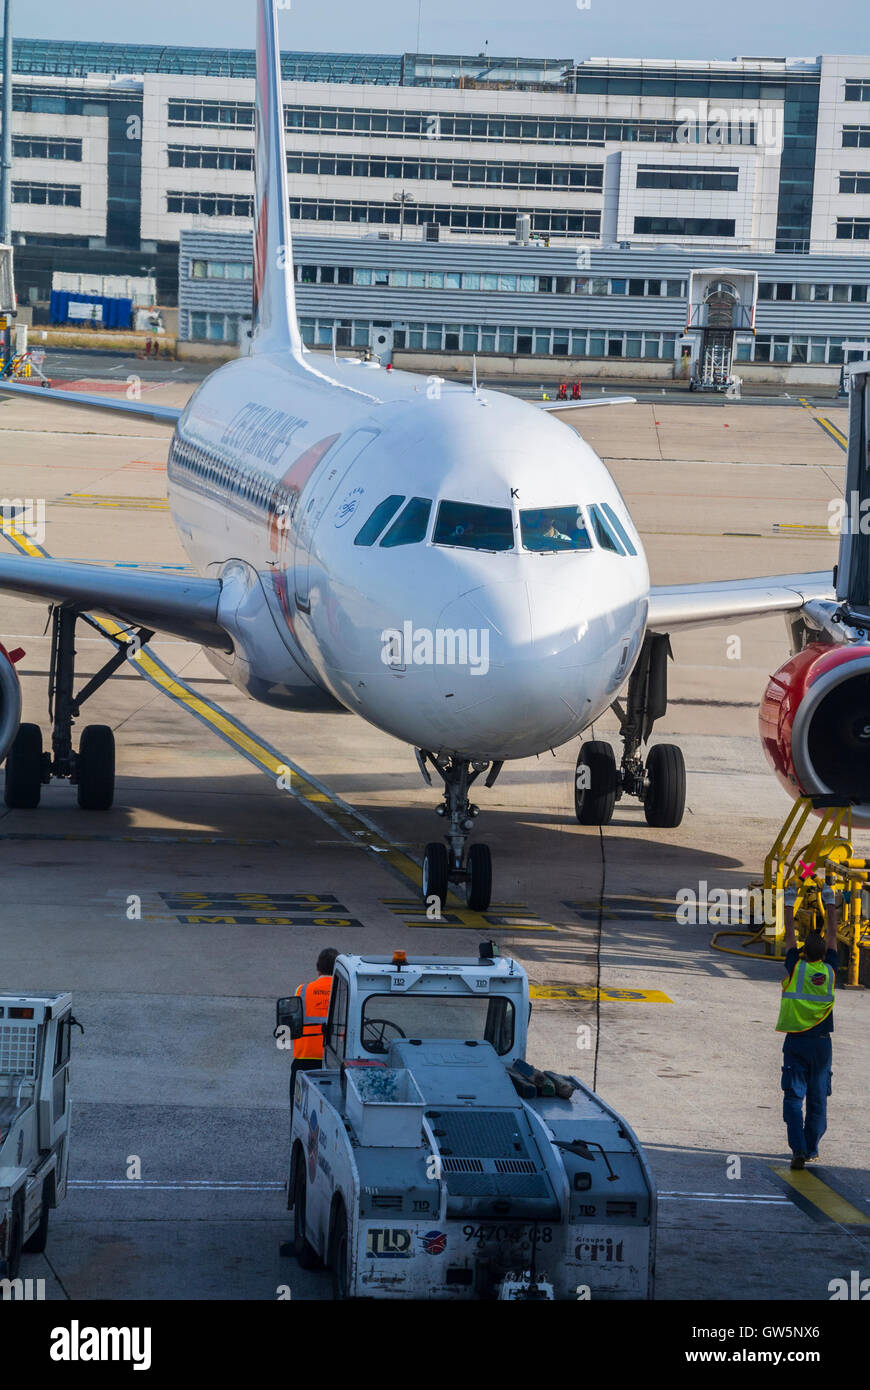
[416,751,503,913]
[574,631,686,829]
[4,607,150,811]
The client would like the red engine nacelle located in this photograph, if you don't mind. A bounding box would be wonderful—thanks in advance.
[0,641,23,764]
[759,641,870,822]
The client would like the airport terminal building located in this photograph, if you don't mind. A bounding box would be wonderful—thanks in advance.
[5,36,870,381]
[178,229,870,386]
[4,39,870,265]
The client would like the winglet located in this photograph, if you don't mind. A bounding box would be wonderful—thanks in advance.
[251,0,303,359]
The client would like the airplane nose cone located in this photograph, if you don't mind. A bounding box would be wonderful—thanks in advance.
[431,580,591,756]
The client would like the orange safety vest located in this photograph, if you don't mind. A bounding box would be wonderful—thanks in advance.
[293,975,333,1060]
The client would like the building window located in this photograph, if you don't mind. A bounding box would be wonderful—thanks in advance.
[12,136,82,161]
[633,216,735,237]
[13,93,84,116]
[837,218,870,240]
[842,126,870,147]
[285,150,603,190]
[748,334,845,364]
[636,165,739,191]
[844,80,870,101]
[12,181,81,206]
[168,99,254,128]
[288,199,600,238]
[167,192,254,216]
[190,259,253,280]
[283,104,758,147]
[839,171,870,194]
[189,311,241,343]
[168,145,253,171]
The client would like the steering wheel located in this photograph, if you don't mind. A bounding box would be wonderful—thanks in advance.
[361,1018,407,1054]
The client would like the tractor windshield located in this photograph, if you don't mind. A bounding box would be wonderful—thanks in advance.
[360,993,515,1055]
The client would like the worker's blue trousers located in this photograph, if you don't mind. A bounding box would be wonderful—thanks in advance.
[781,1034,832,1157]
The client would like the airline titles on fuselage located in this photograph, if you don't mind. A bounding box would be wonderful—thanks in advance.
[220,402,309,468]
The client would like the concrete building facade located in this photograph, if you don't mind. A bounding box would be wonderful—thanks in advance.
[178,228,870,385]
[4,39,870,280]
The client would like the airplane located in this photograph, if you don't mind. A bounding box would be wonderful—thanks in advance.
[0,0,866,914]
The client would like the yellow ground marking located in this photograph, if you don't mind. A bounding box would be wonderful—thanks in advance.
[0,516,45,559]
[772,523,831,533]
[815,417,848,450]
[531,984,672,1003]
[381,897,554,931]
[797,397,848,452]
[58,494,169,510]
[771,1165,870,1226]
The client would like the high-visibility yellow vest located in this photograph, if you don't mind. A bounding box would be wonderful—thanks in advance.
[776,959,835,1033]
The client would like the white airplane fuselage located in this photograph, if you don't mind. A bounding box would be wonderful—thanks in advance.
[167,351,649,761]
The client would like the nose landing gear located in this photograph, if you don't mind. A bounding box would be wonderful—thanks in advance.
[417,751,502,912]
[573,631,686,828]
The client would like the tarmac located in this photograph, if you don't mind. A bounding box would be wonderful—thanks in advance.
[0,352,866,1301]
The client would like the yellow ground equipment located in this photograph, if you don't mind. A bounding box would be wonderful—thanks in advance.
[710,797,867,984]
[0,350,49,385]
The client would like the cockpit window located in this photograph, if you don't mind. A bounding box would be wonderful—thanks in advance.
[380,496,432,547]
[601,502,638,556]
[354,494,404,546]
[434,501,514,552]
[589,504,626,555]
[520,506,593,553]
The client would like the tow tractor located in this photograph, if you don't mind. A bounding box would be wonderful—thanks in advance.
[0,993,77,1280]
[277,946,655,1300]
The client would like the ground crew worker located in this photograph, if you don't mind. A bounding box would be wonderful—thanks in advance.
[289,947,338,1107]
[778,886,839,1170]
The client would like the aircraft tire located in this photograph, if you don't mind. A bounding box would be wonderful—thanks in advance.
[574,740,617,825]
[76,725,115,811]
[643,743,686,828]
[292,1164,320,1270]
[330,1202,351,1300]
[422,841,449,910]
[466,843,493,912]
[4,723,43,809]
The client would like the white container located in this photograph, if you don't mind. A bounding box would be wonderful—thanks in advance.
[345,1068,425,1148]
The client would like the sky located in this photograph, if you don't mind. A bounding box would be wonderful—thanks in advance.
[15,0,870,62]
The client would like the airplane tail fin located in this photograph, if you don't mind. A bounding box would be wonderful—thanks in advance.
[250,0,303,359]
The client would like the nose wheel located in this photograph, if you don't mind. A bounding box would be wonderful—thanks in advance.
[465,843,493,911]
[417,752,502,913]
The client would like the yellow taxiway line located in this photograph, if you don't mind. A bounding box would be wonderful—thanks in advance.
[771,1165,870,1226]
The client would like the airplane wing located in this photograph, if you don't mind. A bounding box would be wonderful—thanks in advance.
[647,570,836,631]
[0,379,182,426]
[537,396,637,411]
[0,553,228,650]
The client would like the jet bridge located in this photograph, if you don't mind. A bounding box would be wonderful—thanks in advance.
[836,363,870,620]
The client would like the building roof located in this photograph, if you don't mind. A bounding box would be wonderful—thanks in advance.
[11,37,403,84]
[10,38,826,89]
